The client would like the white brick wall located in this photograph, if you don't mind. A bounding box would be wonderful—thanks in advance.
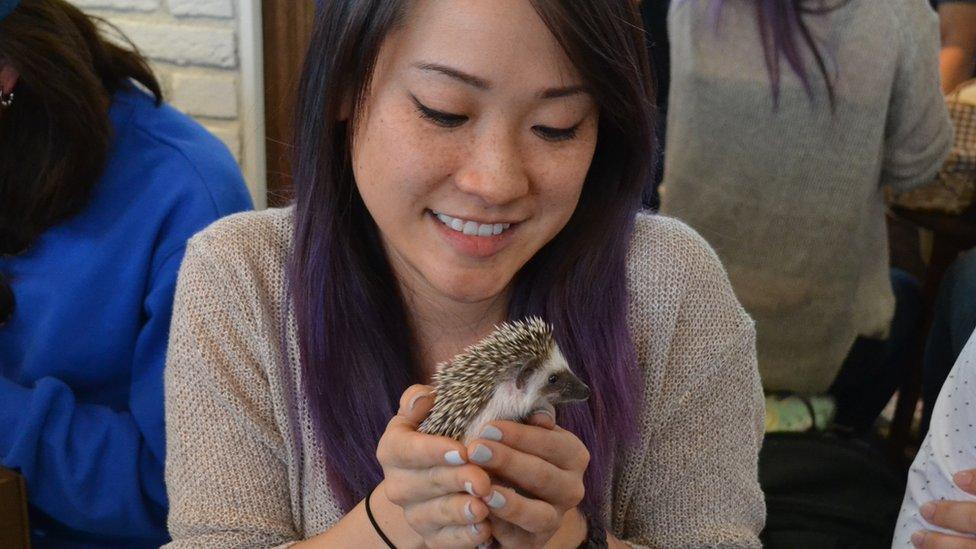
[68,0,265,205]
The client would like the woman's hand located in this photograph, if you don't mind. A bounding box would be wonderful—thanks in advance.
[375,384,495,548]
[465,411,591,548]
[912,469,976,548]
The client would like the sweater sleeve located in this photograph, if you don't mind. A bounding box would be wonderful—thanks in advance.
[0,249,186,542]
[163,235,299,547]
[881,1,954,192]
[619,326,765,548]
[614,216,766,548]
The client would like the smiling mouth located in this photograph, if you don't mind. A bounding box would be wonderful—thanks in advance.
[430,210,514,236]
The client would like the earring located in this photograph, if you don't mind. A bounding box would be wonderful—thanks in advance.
[0,89,14,108]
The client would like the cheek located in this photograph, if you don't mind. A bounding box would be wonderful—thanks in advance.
[527,136,596,218]
[352,100,459,206]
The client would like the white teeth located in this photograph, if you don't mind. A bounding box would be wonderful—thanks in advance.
[432,211,513,236]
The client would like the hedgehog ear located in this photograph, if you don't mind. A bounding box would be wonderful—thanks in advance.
[515,357,540,390]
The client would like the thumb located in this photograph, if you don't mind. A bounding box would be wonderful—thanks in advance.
[397,384,436,425]
[526,402,556,429]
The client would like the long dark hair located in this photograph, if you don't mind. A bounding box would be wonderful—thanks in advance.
[0,0,162,321]
[714,0,848,107]
[289,0,655,521]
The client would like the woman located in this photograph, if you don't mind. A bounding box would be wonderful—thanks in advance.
[660,0,952,431]
[164,1,765,547]
[0,0,252,545]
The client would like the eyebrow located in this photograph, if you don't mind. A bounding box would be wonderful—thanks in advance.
[414,62,588,100]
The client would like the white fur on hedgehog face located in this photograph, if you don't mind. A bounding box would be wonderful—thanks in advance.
[460,345,571,444]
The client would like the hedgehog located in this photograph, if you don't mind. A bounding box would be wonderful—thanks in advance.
[418,317,590,444]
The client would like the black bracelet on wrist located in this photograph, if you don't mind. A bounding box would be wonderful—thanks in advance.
[577,512,609,549]
[365,486,398,549]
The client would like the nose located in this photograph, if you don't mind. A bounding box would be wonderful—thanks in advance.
[454,127,530,206]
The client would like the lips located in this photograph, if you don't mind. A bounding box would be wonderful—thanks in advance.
[432,211,513,236]
[428,210,518,258]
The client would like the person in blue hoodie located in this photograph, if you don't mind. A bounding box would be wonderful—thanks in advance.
[0,0,253,545]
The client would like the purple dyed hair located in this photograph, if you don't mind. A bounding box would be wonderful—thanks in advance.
[713,0,849,107]
[288,0,655,523]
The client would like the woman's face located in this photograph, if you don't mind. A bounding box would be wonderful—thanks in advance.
[351,0,599,309]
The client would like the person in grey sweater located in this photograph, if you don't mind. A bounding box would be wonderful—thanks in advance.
[660,0,953,431]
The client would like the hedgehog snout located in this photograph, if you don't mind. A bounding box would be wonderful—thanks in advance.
[557,374,590,404]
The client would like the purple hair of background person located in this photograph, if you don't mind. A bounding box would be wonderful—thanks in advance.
[287,0,655,524]
[709,0,848,108]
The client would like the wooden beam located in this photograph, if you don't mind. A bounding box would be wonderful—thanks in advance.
[262,0,316,207]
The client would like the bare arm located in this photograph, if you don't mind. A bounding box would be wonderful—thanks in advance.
[938,3,976,94]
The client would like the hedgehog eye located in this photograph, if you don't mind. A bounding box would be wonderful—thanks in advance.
[548,374,558,384]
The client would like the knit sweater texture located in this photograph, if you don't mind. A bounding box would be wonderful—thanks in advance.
[163,207,766,547]
[660,0,953,393]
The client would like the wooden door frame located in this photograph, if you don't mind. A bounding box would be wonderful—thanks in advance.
[262,0,316,207]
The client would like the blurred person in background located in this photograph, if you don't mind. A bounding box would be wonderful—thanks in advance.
[660,0,952,434]
[0,0,252,545]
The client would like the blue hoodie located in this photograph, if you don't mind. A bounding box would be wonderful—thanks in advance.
[0,87,253,547]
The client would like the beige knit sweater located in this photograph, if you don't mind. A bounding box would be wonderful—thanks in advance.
[163,207,766,548]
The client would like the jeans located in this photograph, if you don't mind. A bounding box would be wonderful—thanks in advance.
[922,249,976,436]
[829,269,922,433]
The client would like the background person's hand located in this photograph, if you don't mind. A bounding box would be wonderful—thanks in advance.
[465,409,590,548]
[912,469,976,548]
[375,384,495,548]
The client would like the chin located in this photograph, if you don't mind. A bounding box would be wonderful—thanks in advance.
[432,271,512,304]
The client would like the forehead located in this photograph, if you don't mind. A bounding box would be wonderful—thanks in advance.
[381,0,583,93]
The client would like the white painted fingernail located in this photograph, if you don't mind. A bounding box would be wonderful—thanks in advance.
[479,425,503,441]
[470,444,492,464]
[469,523,481,535]
[483,490,505,509]
[477,543,491,549]
[465,481,475,496]
[408,392,434,412]
[445,450,465,465]
[464,501,476,522]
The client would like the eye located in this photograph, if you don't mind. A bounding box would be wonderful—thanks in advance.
[532,123,580,143]
[411,95,467,129]
[548,374,559,384]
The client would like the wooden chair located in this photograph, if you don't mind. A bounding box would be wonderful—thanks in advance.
[0,467,29,548]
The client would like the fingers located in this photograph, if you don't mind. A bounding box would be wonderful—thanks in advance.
[403,492,491,535]
[912,529,976,548]
[921,501,976,535]
[425,522,493,549]
[956,470,976,495]
[490,516,536,548]
[383,463,492,504]
[525,403,556,429]
[479,485,559,535]
[472,420,589,472]
[465,439,584,507]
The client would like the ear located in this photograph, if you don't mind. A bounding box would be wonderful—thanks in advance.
[0,64,20,93]
[515,357,540,390]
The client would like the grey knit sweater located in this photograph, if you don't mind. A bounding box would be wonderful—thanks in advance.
[163,207,766,547]
[660,0,953,393]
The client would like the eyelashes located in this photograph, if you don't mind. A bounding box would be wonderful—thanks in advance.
[413,96,467,128]
[410,95,581,143]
